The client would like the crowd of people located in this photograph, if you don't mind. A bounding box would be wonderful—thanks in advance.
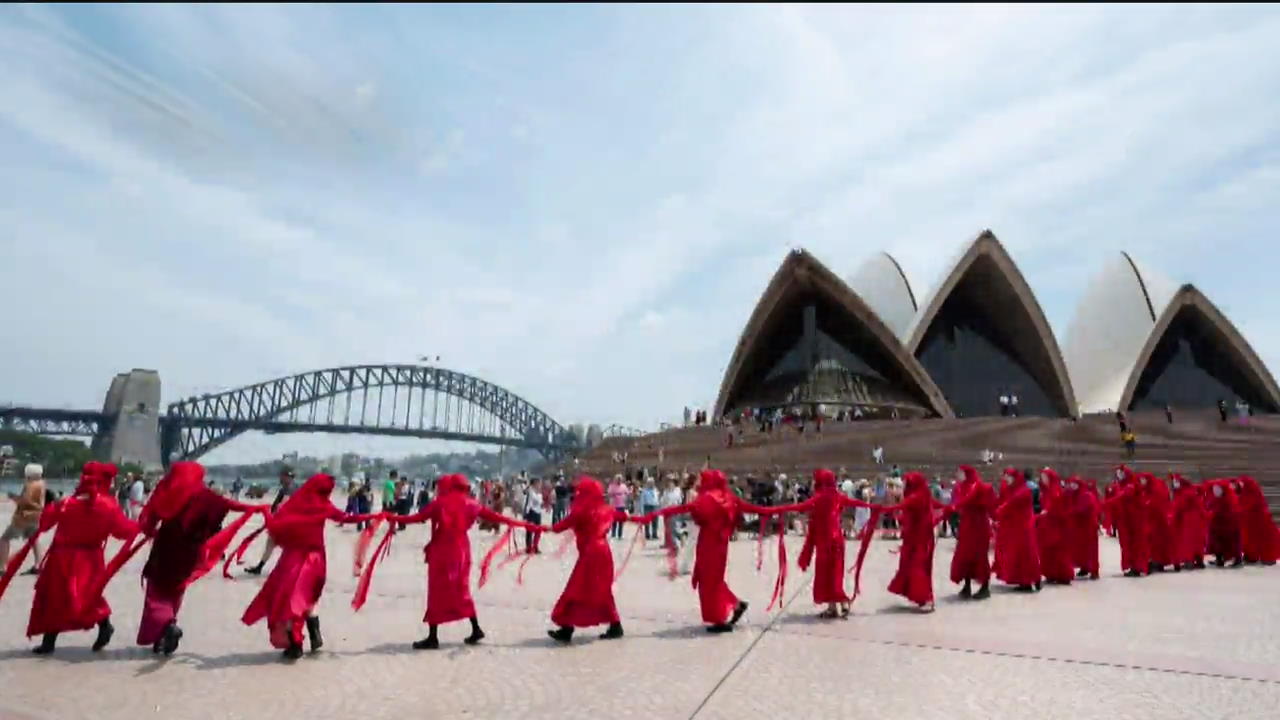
[1,458,1276,661]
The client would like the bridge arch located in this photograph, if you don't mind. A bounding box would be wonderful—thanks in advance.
[162,364,577,463]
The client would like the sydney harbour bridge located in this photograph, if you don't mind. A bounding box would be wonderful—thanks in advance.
[0,364,645,468]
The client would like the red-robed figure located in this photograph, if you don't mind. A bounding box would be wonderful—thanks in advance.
[1066,477,1101,580]
[1168,474,1207,571]
[1205,479,1243,567]
[382,473,541,649]
[949,465,995,600]
[132,461,267,655]
[1236,476,1280,565]
[546,476,641,643]
[1035,469,1074,585]
[1143,473,1177,572]
[0,462,138,655]
[884,472,946,612]
[993,468,1040,591]
[793,468,878,618]
[644,469,784,631]
[1100,480,1118,537]
[241,473,378,660]
[1102,466,1150,577]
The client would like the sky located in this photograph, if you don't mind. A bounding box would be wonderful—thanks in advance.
[3,4,1280,463]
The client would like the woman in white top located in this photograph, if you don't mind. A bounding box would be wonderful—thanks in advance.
[677,475,698,576]
[659,476,684,550]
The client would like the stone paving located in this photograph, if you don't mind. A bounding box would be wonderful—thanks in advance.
[2,509,1279,720]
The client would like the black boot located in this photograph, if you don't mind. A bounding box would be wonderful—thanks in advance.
[244,562,265,576]
[161,621,183,656]
[973,583,990,600]
[706,623,733,633]
[599,622,624,640]
[958,579,972,599]
[1124,569,1141,577]
[729,601,749,626]
[464,617,485,645]
[547,626,574,644]
[1214,556,1225,567]
[305,616,323,653]
[282,640,303,660]
[32,633,57,655]
[92,618,114,652]
[413,626,440,650]
[1033,579,1043,592]
[1076,568,1089,578]
[1229,556,1244,568]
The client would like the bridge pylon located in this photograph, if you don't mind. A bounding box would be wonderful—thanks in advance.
[91,369,163,471]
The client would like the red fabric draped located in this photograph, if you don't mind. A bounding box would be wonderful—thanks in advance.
[1237,476,1280,563]
[885,472,937,606]
[352,523,397,611]
[798,468,852,605]
[223,525,267,578]
[1170,476,1207,566]
[187,507,261,587]
[1206,480,1243,560]
[354,517,385,577]
[550,477,622,628]
[1036,469,1073,584]
[993,468,1040,586]
[765,515,788,612]
[949,465,995,586]
[1067,477,1101,577]
[849,507,883,600]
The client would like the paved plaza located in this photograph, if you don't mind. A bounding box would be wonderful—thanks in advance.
[2,506,1279,720]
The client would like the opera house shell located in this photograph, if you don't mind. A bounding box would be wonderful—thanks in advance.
[713,230,1280,420]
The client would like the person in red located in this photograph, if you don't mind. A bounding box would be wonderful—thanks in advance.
[1143,473,1176,573]
[1169,474,1207,571]
[0,461,139,655]
[791,468,879,618]
[1100,480,1118,537]
[949,465,995,600]
[1102,466,1150,577]
[643,468,796,630]
[241,473,378,660]
[993,468,1040,592]
[546,476,643,643]
[1235,476,1280,565]
[378,473,542,649]
[131,461,268,655]
[883,471,947,612]
[1035,468,1073,585]
[1065,476,1100,580]
[1205,479,1243,567]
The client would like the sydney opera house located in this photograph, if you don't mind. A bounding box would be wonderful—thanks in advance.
[712,230,1280,421]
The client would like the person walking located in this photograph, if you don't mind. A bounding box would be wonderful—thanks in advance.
[522,478,544,554]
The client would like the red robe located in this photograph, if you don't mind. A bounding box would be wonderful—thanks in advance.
[1236,476,1280,564]
[886,473,938,606]
[949,467,994,586]
[993,470,1040,586]
[398,475,535,625]
[1068,481,1101,577]
[1167,479,1206,567]
[796,470,872,605]
[1205,481,1242,561]
[1144,475,1177,569]
[241,474,372,649]
[1103,468,1150,574]
[550,479,628,628]
[28,492,138,637]
[1035,471,1073,584]
[1101,482,1118,535]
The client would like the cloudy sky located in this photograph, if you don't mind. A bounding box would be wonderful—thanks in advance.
[3,4,1279,463]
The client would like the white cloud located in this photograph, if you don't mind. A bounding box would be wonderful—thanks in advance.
[2,4,1279,462]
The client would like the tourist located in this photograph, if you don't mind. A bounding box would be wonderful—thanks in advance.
[129,462,268,655]
[240,473,379,660]
[642,469,789,632]
[244,467,296,576]
[659,475,683,549]
[881,472,945,612]
[552,473,571,524]
[0,464,46,574]
[1068,477,1102,579]
[479,481,505,534]
[8,461,138,655]
[382,471,398,514]
[127,473,146,520]
[639,477,660,540]
[677,474,699,575]
[1121,429,1137,458]
[1169,474,1207,571]
[950,465,995,600]
[369,474,540,650]
[607,474,629,539]
[1035,469,1073,585]
[1235,476,1280,565]
[522,477,544,553]
[546,477,643,644]
[993,468,1041,592]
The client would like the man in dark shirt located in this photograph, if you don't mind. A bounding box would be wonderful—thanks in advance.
[552,474,571,524]
[247,467,295,575]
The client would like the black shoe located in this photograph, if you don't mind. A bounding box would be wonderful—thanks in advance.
[92,619,114,652]
[412,636,439,650]
[162,622,183,656]
[305,616,323,653]
[282,641,303,660]
[1194,560,1205,569]
[973,583,990,600]
[730,601,749,626]
[1229,557,1244,568]
[1214,557,1225,567]
[245,563,264,576]
[547,627,573,644]
[706,623,733,633]
[1173,565,1182,573]
[1124,569,1141,578]
[958,581,972,599]
[464,629,485,646]
[1034,580,1043,592]
[1076,569,1089,578]
[32,633,56,655]
[21,567,37,576]
[599,622,624,640]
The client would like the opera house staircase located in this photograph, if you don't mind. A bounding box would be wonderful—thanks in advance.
[576,411,1280,519]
